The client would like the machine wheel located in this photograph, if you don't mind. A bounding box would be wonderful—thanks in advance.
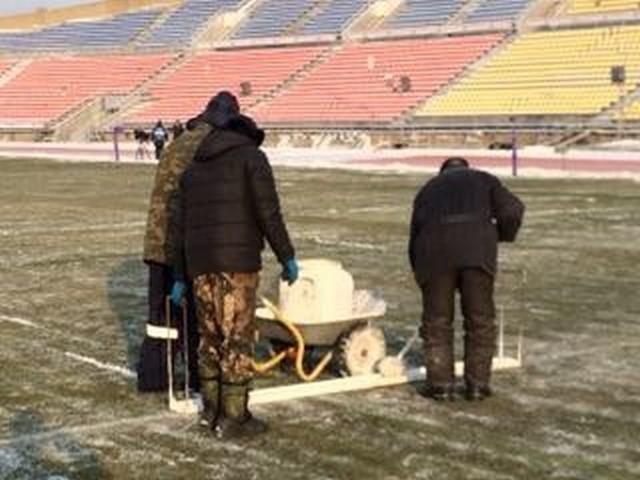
[335,323,386,376]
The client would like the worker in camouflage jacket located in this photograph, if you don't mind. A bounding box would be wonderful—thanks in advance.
[171,91,299,439]
[409,157,524,401]
[138,100,220,392]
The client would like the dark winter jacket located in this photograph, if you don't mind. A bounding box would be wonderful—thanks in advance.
[175,116,293,279]
[409,167,524,285]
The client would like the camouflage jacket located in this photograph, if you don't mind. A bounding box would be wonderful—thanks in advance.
[143,122,212,265]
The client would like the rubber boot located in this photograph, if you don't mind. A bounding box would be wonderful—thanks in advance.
[214,384,268,440]
[198,377,220,430]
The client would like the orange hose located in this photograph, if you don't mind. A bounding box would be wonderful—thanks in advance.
[260,296,333,382]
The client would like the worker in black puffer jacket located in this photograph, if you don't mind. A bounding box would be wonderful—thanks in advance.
[172,91,298,440]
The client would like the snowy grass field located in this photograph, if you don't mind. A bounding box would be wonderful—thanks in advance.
[0,157,639,480]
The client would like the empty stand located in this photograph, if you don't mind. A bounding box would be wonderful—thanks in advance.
[0,60,14,77]
[232,0,318,39]
[131,46,328,123]
[0,10,160,52]
[567,0,640,15]
[251,34,504,124]
[299,0,368,35]
[382,0,464,29]
[622,100,640,120]
[463,0,532,23]
[0,54,171,126]
[417,26,640,117]
[141,0,241,47]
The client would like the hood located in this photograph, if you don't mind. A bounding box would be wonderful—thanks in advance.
[194,114,265,162]
[187,91,242,131]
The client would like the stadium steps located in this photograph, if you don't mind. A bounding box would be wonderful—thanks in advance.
[523,0,573,21]
[596,84,640,122]
[185,2,249,48]
[448,0,487,25]
[53,96,109,141]
[65,53,186,138]
[0,59,31,88]
[551,128,593,151]
[343,0,404,36]
[194,8,241,44]
[283,0,332,36]
[250,43,342,109]
[131,4,182,48]
[196,0,265,44]
[403,32,515,124]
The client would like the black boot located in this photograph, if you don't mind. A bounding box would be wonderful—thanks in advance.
[214,384,268,440]
[424,383,456,401]
[465,383,492,401]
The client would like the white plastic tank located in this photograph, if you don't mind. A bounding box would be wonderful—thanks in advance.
[279,259,354,324]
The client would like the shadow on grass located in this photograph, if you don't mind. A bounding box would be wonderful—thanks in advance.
[106,256,146,372]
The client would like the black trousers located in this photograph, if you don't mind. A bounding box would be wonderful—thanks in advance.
[154,141,165,160]
[420,268,496,388]
[137,262,200,392]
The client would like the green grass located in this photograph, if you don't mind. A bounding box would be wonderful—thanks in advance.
[0,158,639,480]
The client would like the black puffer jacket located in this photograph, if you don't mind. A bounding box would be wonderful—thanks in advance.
[409,167,524,285]
[176,116,294,279]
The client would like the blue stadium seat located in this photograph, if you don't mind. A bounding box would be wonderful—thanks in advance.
[0,9,160,51]
[299,0,368,35]
[464,0,532,23]
[141,0,241,47]
[383,0,464,29]
[232,0,317,39]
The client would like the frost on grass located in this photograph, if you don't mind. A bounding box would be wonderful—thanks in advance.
[0,159,639,479]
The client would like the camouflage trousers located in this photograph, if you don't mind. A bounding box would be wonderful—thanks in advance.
[193,272,259,385]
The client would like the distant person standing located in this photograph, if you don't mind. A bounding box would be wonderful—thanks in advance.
[408,158,524,401]
[172,119,185,140]
[151,120,168,160]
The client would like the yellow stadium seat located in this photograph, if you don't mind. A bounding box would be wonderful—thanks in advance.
[416,25,640,117]
[568,0,640,15]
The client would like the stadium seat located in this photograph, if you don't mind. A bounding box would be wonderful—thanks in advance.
[567,0,640,15]
[463,0,533,23]
[140,0,242,48]
[0,10,161,51]
[130,46,328,123]
[232,0,318,39]
[416,25,640,117]
[299,0,369,35]
[382,0,465,29]
[622,101,640,120]
[250,34,505,123]
[0,54,171,126]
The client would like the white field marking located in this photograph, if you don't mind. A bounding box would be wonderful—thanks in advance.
[63,352,136,379]
[0,314,38,328]
[525,206,626,218]
[0,413,176,447]
[302,234,386,252]
[0,220,145,237]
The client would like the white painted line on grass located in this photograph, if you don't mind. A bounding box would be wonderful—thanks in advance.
[64,352,136,379]
[0,413,178,447]
[0,314,37,328]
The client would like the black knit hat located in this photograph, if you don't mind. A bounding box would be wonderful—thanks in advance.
[201,91,241,128]
[440,157,469,173]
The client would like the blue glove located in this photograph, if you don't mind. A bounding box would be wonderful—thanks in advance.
[281,258,299,285]
[170,281,186,306]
